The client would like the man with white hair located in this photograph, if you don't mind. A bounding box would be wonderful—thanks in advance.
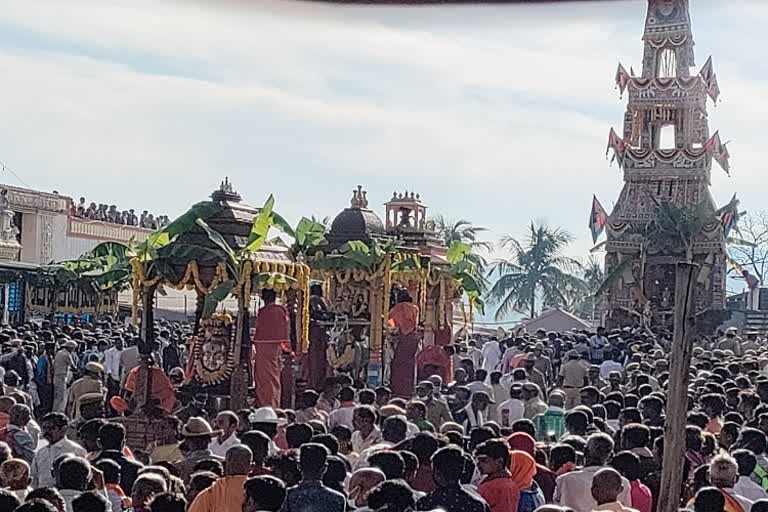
[347,468,386,510]
[709,453,753,512]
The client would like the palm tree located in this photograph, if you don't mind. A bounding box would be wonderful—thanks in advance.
[431,215,492,280]
[431,215,492,250]
[572,256,604,322]
[487,221,583,320]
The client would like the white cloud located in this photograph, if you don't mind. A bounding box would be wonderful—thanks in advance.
[0,0,763,272]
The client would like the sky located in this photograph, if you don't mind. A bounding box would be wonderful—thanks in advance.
[0,0,765,277]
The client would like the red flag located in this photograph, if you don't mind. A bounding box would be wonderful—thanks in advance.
[705,131,731,175]
[615,63,631,95]
[606,128,626,167]
[589,195,608,244]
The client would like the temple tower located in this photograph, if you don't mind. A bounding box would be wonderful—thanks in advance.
[603,0,730,327]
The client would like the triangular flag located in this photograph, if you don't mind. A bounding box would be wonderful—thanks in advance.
[589,195,609,244]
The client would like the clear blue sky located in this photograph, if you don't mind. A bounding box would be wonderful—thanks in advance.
[0,0,762,270]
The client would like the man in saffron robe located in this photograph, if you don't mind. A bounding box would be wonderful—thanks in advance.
[387,291,421,399]
[253,289,290,408]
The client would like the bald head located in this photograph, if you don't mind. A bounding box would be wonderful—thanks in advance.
[224,444,253,476]
[348,468,386,507]
[591,468,623,505]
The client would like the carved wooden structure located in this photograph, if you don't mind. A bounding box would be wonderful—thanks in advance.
[603,0,729,327]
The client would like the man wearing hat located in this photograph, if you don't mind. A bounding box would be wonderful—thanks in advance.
[66,362,104,419]
[177,417,225,484]
[719,327,744,357]
[558,350,589,410]
[52,340,78,413]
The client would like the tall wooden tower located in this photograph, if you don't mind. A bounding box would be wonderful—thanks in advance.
[603,0,731,327]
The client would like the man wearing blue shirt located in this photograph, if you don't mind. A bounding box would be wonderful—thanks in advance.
[283,443,346,512]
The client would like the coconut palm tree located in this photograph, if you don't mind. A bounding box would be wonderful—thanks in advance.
[487,221,583,320]
[431,215,492,282]
[571,256,604,322]
[431,215,492,250]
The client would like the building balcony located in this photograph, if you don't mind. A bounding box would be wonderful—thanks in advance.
[67,216,153,243]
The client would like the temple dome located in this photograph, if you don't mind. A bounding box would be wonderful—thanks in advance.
[326,186,386,249]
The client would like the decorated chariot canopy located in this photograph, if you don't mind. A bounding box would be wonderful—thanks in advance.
[309,186,468,351]
[129,180,311,404]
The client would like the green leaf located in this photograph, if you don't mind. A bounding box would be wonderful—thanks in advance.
[447,242,472,265]
[271,212,296,240]
[294,217,327,248]
[339,241,371,255]
[202,280,235,318]
[245,195,275,253]
[195,218,235,259]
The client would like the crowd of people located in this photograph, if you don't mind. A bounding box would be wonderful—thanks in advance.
[0,318,767,512]
[70,198,169,230]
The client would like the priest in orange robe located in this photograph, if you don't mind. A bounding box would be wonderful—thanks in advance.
[387,291,421,398]
[253,289,290,408]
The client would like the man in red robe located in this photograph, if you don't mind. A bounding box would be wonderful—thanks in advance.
[387,291,421,398]
[253,289,290,408]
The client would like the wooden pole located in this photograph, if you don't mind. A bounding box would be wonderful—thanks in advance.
[657,262,699,512]
[135,284,156,412]
[230,290,250,411]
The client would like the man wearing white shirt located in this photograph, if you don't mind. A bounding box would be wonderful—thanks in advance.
[208,411,241,458]
[351,406,383,455]
[465,340,484,369]
[480,339,502,374]
[103,338,123,398]
[734,449,768,502]
[599,349,624,380]
[555,433,631,512]
[328,387,357,430]
[31,412,87,488]
[466,369,494,397]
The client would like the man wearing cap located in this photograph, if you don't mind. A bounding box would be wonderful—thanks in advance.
[52,340,78,413]
[719,328,744,357]
[558,350,589,410]
[177,417,225,484]
[66,362,105,419]
[249,407,287,456]
[253,289,290,409]
[416,381,452,430]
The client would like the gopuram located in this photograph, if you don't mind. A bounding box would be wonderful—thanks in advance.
[603,0,731,328]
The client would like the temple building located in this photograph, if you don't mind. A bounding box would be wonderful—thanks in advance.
[0,184,153,264]
[602,0,730,327]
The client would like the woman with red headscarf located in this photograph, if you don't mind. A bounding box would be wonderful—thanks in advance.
[510,450,545,512]
[508,432,557,503]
